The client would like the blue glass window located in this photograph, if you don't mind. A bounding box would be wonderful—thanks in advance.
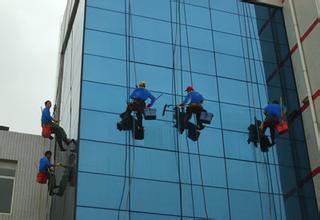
[86,7,125,34]
[214,32,243,56]
[216,53,246,81]
[210,0,238,13]
[131,179,181,215]
[219,78,249,106]
[212,10,241,35]
[85,30,125,59]
[77,172,127,209]
[131,0,171,21]
[87,0,125,12]
[83,55,126,86]
[78,140,127,176]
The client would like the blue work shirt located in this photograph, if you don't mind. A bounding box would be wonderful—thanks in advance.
[39,156,52,172]
[264,104,282,119]
[182,91,204,105]
[41,107,53,126]
[130,88,156,107]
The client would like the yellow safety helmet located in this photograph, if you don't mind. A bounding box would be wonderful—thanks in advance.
[138,81,146,88]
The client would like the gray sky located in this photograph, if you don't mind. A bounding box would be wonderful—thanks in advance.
[0,0,67,135]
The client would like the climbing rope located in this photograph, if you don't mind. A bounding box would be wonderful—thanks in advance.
[242,4,274,219]
[246,6,284,219]
[242,3,283,219]
[170,0,184,219]
[117,0,131,219]
[181,1,209,218]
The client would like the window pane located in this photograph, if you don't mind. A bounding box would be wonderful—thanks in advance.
[77,172,127,209]
[210,0,238,14]
[78,140,127,176]
[224,130,259,162]
[80,110,125,144]
[131,179,181,215]
[187,26,213,51]
[219,78,249,106]
[0,178,14,213]
[189,48,215,75]
[179,154,226,187]
[132,16,171,43]
[77,207,128,220]
[133,148,179,182]
[212,10,240,35]
[85,30,125,59]
[133,39,173,68]
[216,53,246,81]
[214,32,243,56]
[86,7,125,34]
[179,127,224,157]
[0,168,15,177]
[82,81,127,113]
[132,0,171,21]
[182,185,229,219]
[221,103,250,132]
[83,55,126,86]
[229,190,262,220]
[227,159,259,191]
[87,0,125,12]
[184,4,211,29]
[131,63,172,94]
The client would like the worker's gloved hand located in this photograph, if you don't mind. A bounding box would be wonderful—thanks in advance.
[147,104,152,108]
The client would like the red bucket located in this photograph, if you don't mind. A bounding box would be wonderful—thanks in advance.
[42,125,52,138]
[276,121,288,135]
[36,172,48,184]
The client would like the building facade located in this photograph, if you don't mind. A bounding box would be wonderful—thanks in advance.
[53,0,319,219]
[244,0,320,211]
[0,130,53,220]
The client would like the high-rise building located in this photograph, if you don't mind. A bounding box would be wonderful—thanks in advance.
[51,0,320,219]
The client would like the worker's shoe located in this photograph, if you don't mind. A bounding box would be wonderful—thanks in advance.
[120,112,130,119]
[65,139,75,146]
[117,122,123,131]
[197,124,205,130]
[59,146,66,152]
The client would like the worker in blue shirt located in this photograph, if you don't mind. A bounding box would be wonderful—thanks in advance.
[38,151,63,196]
[39,151,53,173]
[121,81,155,129]
[179,86,207,130]
[260,100,286,145]
[42,100,75,151]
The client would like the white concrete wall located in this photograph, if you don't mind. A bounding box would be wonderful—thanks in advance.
[0,131,54,220]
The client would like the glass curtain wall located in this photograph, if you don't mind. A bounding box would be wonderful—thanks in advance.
[76,0,318,219]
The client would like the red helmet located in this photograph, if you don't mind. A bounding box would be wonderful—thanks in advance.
[185,86,194,92]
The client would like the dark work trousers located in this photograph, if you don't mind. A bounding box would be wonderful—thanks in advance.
[125,99,146,128]
[47,122,68,147]
[185,103,207,127]
[261,115,279,144]
[47,170,57,196]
